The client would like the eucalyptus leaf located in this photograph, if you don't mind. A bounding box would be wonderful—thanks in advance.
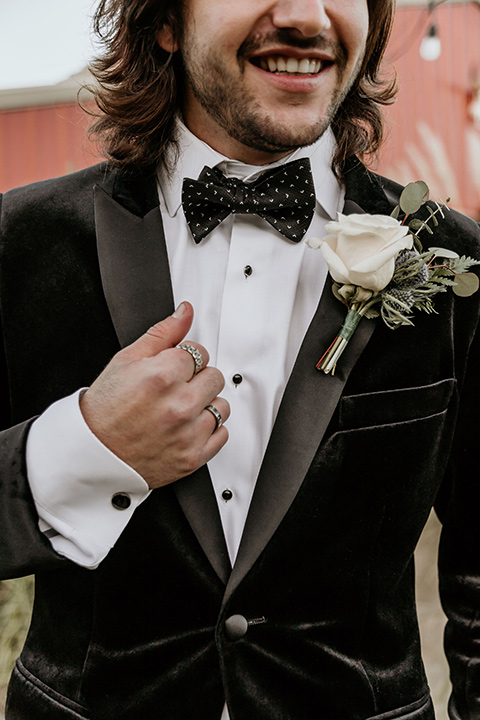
[409,218,433,234]
[390,205,400,219]
[429,247,459,259]
[452,273,479,297]
[413,235,424,253]
[399,181,430,215]
[408,218,424,231]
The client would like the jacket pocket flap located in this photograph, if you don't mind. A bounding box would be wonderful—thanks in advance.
[365,692,433,719]
[339,378,456,430]
[6,659,90,719]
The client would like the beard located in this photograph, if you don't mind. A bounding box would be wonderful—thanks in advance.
[179,28,363,156]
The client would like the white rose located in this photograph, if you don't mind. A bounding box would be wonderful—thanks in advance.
[307,213,413,293]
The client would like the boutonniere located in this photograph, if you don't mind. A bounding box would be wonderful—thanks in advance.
[307,181,480,374]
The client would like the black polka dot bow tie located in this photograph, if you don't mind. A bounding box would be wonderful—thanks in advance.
[182,158,316,243]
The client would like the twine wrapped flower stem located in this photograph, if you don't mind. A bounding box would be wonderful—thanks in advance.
[317,300,377,374]
[308,181,480,376]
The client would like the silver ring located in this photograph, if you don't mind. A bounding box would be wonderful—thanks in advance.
[205,404,223,431]
[176,343,203,376]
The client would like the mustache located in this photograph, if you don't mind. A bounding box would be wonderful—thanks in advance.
[239,28,348,66]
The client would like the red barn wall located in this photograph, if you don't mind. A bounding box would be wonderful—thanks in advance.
[378,2,480,219]
[0,103,98,192]
[1,3,480,220]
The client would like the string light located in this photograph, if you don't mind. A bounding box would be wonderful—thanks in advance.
[418,0,449,62]
[420,22,441,61]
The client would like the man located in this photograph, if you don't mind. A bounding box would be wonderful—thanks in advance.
[1,0,479,718]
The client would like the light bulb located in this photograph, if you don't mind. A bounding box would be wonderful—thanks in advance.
[420,24,441,61]
[469,89,480,129]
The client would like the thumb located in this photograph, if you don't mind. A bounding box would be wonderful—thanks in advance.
[122,302,194,360]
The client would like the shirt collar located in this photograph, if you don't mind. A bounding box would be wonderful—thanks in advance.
[158,118,343,221]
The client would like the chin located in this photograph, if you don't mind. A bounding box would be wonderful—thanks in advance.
[250,116,329,152]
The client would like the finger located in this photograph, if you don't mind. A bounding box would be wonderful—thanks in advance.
[150,342,211,385]
[202,397,231,433]
[202,425,229,463]
[153,361,224,403]
[173,341,210,380]
[121,301,194,361]
[186,369,227,416]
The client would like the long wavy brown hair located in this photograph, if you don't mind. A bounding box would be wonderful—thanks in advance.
[87,0,397,174]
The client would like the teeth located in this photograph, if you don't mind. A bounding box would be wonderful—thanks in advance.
[255,55,324,75]
[298,58,311,74]
[286,58,298,73]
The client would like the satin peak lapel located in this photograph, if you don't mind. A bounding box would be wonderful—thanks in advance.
[94,183,230,585]
[224,162,389,603]
[94,185,174,346]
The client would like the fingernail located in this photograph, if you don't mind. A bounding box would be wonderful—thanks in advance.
[173,302,186,318]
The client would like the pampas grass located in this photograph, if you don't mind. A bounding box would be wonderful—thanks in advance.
[0,577,34,713]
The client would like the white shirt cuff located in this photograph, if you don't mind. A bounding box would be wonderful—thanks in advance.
[27,389,151,568]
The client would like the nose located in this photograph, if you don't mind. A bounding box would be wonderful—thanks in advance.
[271,0,331,38]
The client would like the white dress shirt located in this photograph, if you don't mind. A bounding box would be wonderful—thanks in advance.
[28,121,344,564]
[26,121,344,720]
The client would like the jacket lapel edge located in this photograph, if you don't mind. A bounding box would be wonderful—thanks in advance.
[224,163,392,601]
[94,183,230,584]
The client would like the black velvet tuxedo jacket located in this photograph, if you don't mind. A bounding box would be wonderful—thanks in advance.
[0,159,480,720]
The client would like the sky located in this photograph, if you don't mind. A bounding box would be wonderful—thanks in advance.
[0,0,96,90]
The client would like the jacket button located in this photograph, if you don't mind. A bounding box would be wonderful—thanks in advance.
[224,614,248,641]
[111,493,131,510]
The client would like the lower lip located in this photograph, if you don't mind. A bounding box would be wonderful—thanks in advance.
[249,62,332,93]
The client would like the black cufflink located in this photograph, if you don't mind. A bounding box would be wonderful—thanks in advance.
[111,493,131,510]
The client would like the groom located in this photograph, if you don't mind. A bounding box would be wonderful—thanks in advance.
[1,0,480,718]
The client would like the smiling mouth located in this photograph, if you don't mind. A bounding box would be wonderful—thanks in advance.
[250,56,332,76]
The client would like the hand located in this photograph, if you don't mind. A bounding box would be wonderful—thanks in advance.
[80,302,229,489]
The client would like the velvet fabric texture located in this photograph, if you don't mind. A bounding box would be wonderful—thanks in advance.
[0,161,479,719]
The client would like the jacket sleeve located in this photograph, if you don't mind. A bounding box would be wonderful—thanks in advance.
[436,267,480,719]
[0,192,68,579]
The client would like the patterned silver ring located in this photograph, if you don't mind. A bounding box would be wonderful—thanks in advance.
[205,404,223,431]
[176,343,203,376]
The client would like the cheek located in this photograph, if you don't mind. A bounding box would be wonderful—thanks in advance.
[188,1,255,41]
[189,20,249,65]
[335,2,369,60]
[190,1,270,56]
[356,8,370,53]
